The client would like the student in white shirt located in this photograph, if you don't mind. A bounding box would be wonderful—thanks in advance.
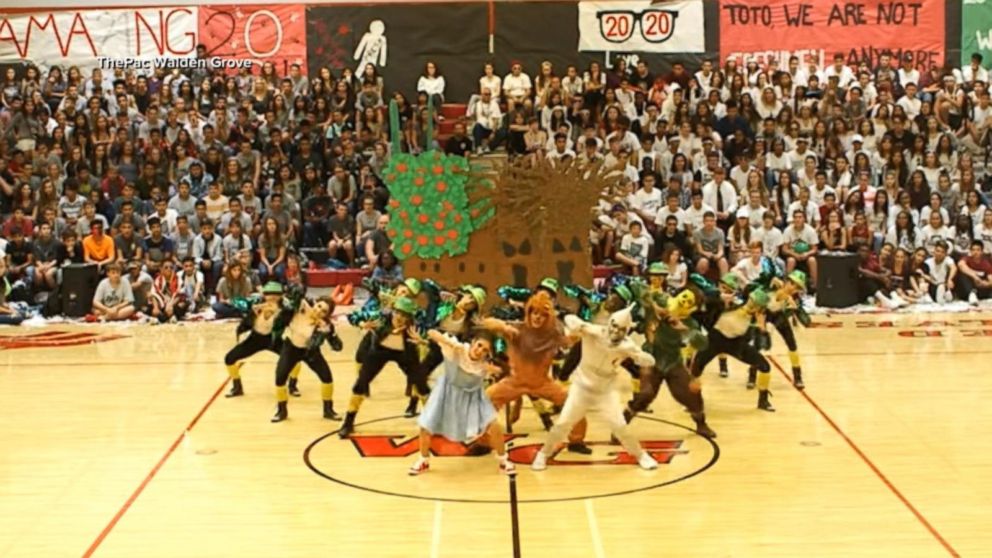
[631,173,664,224]
[616,221,653,274]
[700,167,738,226]
[920,211,953,255]
[781,210,819,286]
[654,193,688,232]
[684,190,715,233]
[502,62,532,107]
[921,241,957,302]
[754,210,785,264]
[479,63,502,97]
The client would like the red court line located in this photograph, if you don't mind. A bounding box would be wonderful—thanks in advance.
[81,377,230,558]
[768,356,960,558]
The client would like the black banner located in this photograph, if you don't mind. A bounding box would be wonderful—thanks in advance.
[306,3,489,102]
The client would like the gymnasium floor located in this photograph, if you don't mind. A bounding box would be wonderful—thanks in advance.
[1,312,988,558]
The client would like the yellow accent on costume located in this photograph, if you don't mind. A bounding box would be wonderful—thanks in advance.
[275,385,289,402]
[226,363,242,380]
[756,371,771,390]
[788,351,801,368]
[348,394,366,412]
[290,362,302,379]
[412,385,428,402]
[321,383,334,401]
[631,378,641,395]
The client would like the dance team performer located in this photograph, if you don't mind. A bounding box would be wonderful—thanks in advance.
[271,296,344,422]
[340,297,431,438]
[532,306,658,471]
[476,290,590,454]
[408,329,515,476]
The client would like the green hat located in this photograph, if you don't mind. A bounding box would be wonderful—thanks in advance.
[720,273,740,291]
[403,278,422,296]
[787,270,807,290]
[392,297,419,316]
[463,285,487,308]
[647,262,670,275]
[611,284,633,303]
[749,288,770,308]
[261,281,284,295]
[538,277,560,294]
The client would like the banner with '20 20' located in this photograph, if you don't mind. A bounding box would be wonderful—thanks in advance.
[577,0,705,53]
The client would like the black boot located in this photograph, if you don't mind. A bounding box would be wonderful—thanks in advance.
[288,378,301,397]
[623,408,634,424]
[323,400,341,420]
[539,413,555,431]
[568,442,593,455]
[270,401,288,423]
[692,413,717,438]
[758,390,776,412]
[719,358,729,378]
[746,368,757,390]
[793,368,805,390]
[225,379,243,398]
[403,397,419,418]
[338,411,357,438]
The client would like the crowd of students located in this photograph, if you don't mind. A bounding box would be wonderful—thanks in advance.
[0,47,991,325]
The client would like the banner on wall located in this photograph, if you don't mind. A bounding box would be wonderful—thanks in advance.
[199,5,307,75]
[0,5,306,74]
[578,0,705,53]
[719,0,945,69]
[961,0,992,67]
[0,8,198,71]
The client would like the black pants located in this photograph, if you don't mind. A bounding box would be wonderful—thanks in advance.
[556,342,583,381]
[406,340,445,397]
[353,345,428,397]
[858,276,885,301]
[768,312,798,352]
[224,331,275,365]
[956,274,992,300]
[692,329,770,376]
[629,362,703,415]
[275,342,332,386]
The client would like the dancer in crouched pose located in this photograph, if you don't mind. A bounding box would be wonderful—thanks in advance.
[270,296,344,423]
[532,306,658,471]
[408,329,515,476]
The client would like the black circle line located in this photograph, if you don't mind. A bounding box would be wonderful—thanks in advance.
[302,414,720,504]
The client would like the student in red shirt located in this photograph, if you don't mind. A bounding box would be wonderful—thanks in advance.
[957,240,992,305]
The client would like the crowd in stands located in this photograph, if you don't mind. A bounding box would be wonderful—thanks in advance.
[0,46,991,324]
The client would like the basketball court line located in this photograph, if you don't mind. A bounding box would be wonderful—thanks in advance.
[584,499,606,558]
[767,356,961,558]
[80,376,231,558]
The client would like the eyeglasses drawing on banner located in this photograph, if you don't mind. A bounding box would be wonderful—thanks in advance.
[596,9,680,44]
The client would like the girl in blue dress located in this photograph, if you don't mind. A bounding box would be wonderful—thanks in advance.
[409,329,515,475]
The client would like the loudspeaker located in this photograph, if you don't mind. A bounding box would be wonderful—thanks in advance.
[815,253,860,308]
[61,263,99,317]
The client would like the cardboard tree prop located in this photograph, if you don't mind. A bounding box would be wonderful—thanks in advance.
[384,101,616,297]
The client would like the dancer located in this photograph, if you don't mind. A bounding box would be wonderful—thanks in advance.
[404,282,487,417]
[408,329,516,476]
[340,297,430,438]
[270,296,344,423]
[532,306,658,471]
[690,288,776,411]
[746,270,809,390]
[477,290,590,454]
[223,282,288,398]
[627,288,716,438]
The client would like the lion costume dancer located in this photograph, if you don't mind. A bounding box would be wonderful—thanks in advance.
[532,306,658,471]
[478,290,589,453]
[626,288,717,438]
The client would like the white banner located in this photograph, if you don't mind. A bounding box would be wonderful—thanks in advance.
[0,8,199,72]
[578,0,704,53]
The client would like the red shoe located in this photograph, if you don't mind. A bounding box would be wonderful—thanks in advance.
[84,314,98,323]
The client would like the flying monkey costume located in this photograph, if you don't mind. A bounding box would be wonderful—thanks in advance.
[222,282,305,398]
[626,287,716,438]
[339,297,431,438]
[690,288,776,412]
[532,307,658,471]
[745,269,811,390]
[270,297,345,423]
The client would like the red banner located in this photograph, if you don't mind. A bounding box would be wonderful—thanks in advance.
[198,4,307,75]
[719,0,945,70]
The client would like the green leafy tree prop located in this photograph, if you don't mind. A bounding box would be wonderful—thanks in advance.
[384,150,493,259]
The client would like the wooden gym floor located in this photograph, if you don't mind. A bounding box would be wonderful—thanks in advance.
[0,312,988,558]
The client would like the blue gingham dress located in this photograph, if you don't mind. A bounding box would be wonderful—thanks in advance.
[417,339,496,442]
